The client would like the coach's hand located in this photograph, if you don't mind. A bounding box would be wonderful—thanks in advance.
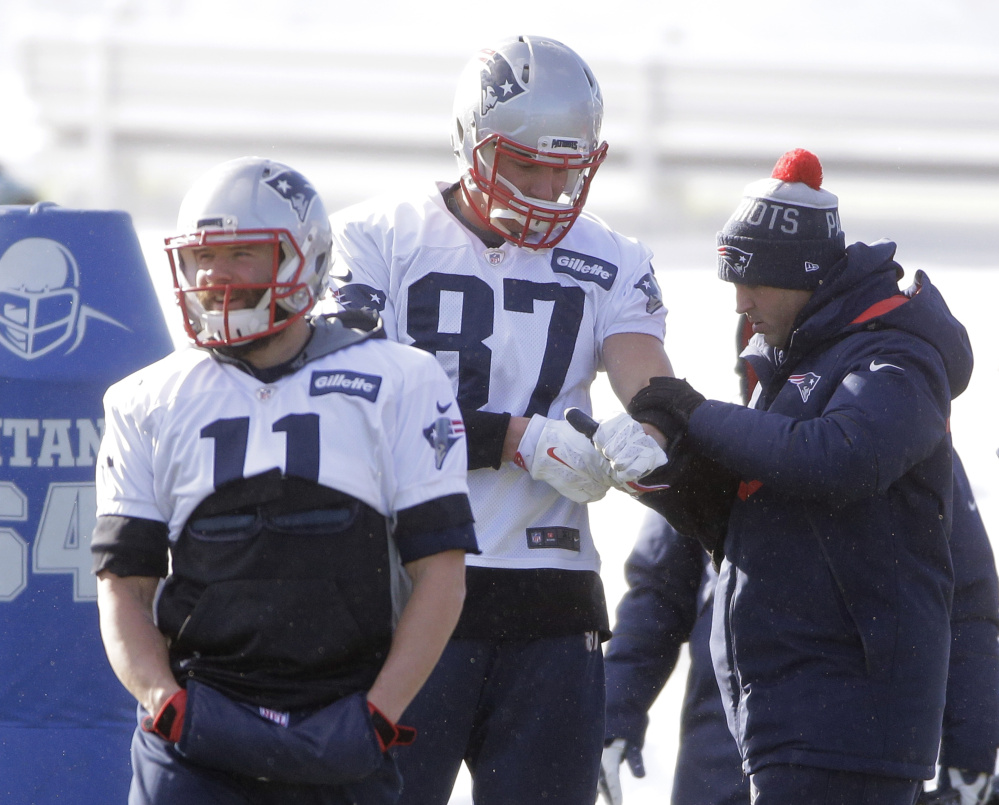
[515,415,614,503]
[142,689,187,743]
[627,377,706,447]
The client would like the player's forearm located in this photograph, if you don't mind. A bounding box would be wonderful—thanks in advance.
[366,549,466,723]
[604,332,675,406]
[96,572,181,715]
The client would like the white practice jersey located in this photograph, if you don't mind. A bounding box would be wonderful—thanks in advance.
[96,331,469,543]
[320,182,667,572]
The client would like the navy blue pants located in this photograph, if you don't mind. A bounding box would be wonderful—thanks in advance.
[129,710,402,805]
[393,633,605,805]
[749,764,921,805]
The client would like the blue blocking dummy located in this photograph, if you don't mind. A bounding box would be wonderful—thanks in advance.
[0,204,174,802]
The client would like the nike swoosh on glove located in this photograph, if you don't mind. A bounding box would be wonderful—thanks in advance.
[515,415,615,504]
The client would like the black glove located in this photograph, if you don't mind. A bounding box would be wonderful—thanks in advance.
[634,438,738,567]
[367,701,417,752]
[628,377,706,443]
[142,689,187,743]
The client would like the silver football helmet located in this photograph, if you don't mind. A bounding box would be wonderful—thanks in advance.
[451,35,608,249]
[165,156,332,348]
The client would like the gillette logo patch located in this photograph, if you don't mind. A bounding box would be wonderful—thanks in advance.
[552,249,617,290]
[310,370,382,402]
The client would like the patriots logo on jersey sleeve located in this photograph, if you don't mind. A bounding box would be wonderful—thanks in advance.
[788,372,821,402]
[479,49,526,115]
[718,245,753,278]
[332,283,386,313]
[633,272,663,314]
[423,413,465,470]
[263,170,317,223]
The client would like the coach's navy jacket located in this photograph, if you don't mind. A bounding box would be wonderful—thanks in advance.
[604,456,998,803]
[685,240,973,780]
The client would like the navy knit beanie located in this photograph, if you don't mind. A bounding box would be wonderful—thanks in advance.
[717,149,846,290]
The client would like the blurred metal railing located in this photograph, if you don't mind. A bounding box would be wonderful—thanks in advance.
[14,26,999,215]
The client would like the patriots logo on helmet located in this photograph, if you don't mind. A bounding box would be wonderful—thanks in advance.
[332,283,386,313]
[479,49,526,115]
[788,372,821,403]
[264,170,317,223]
[423,414,465,470]
[634,272,664,314]
[718,245,753,278]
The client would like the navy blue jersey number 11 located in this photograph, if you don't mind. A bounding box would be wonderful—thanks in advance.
[201,413,320,488]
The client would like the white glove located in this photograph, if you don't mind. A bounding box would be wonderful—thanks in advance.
[593,412,668,484]
[945,768,995,805]
[597,739,626,805]
[597,738,646,805]
[515,415,614,504]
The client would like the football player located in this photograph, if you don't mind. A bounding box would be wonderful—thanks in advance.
[92,156,477,804]
[319,35,672,805]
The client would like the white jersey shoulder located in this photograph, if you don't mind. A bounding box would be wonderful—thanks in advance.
[322,183,667,572]
[97,336,468,544]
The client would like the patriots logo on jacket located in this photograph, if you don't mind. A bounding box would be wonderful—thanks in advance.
[332,283,386,313]
[424,414,465,470]
[718,245,753,278]
[264,170,317,223]
[789,372,821,403]
[633,272,663,314]
[479,50,526,115]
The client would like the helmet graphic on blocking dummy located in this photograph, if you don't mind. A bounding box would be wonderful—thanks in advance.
[165,156,332,348]
[452,35,608,249]
[0,237,81,359]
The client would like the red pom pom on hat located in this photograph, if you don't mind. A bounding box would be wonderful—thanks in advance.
[771,148,823,190]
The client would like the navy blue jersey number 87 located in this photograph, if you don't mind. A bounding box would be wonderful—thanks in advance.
[407,272,584,417]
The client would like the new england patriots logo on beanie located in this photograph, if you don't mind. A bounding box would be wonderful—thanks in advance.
[716,149,846,290]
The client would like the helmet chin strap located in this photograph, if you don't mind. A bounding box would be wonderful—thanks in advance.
[198,288,274,345]
[489,204,565,235]
[199,308,268,345]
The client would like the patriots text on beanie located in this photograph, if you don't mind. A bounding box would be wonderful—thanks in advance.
[716,148,846,290]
